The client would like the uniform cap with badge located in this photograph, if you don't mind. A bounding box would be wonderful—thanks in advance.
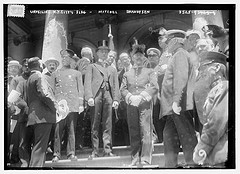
[199,51,227,67]
[146,48,161,57]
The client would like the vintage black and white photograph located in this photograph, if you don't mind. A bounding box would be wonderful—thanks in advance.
[3,3,235,170]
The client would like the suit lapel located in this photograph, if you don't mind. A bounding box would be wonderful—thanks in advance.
[94,63,105,76]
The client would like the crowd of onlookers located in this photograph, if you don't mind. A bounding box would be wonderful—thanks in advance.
[7,22,229,168]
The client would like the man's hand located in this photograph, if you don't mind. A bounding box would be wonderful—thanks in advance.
[79,106,84,114]
[88,98,95,106]
[129,95,143,107]
[172,102,181,115]
[112,101,119,109]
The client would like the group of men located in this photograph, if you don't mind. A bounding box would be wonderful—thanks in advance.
[7,23,229,168]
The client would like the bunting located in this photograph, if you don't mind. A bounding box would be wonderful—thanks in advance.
[41,10,68,69]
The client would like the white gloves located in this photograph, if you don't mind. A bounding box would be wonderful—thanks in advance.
[112,101,119,109]
[88,98,95,106]
[129,95,143,107]
[172,102,181,115]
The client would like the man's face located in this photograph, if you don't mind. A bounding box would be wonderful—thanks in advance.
[61,53,71,67]
[196,40,214,55]
[117,60,124,71]
[147,51,160,68]
[120,55,131,68]
[97,49,109,61]
[106,51,116,65]
[47,62,57,73]
[8,65,20,77]
[184,34,200,51]
[132,52,144,66]
[22,63,29,74]
[158,36,168,50]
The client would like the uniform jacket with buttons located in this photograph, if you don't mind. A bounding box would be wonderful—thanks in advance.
[52,68,84,112]
[160,47,197,118]
[120,66,158,102]
[84,62,120,102]
[26,71,56,126]
[193,80,228,165]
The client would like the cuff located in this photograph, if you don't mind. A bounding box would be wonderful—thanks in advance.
[140,91,152,102]
[195,139,213,155]
[125,93,132,104]
[79,97,84,105]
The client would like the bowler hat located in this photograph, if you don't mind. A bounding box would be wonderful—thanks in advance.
[199,51,227,67]
[28,57,41,69]
[96,40,110,51]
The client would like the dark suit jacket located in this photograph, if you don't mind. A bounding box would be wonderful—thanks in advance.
[160,48,196,118]
[118,69,125,88]
[84,63,120,102]
[26,70,56,126]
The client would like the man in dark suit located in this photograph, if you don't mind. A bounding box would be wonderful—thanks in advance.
[84,40,120,158]
[77,46,93,83]
[26,57,57,167]
[115,52,132,146]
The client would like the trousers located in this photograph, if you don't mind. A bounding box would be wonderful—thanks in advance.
[29,123,52,167]
[127,101,153,164]
[53,112,78,158]
[163,110,197,167]
[90,88,113,154]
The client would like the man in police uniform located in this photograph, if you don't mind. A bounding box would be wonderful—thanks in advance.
[146,48,166,143]
[51,49,84,162]
[84,40,120,158]
[193,51,228,166]
[160,31,200,168]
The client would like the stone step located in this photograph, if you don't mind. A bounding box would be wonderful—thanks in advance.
[45,143,164,160]
[44,152,185,168]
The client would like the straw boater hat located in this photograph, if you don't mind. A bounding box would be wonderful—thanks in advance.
[8,60,22,68]
[44,57,60,67]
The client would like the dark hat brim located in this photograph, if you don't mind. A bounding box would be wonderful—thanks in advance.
[96,46,110,52]
[199,51,227,66]
[60,49,75,57]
